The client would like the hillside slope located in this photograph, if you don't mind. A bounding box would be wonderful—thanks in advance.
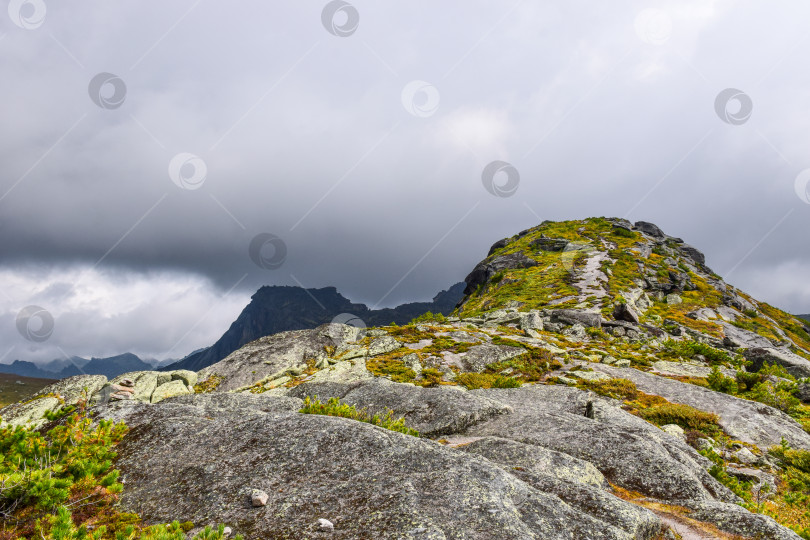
[0,373,57,407]
[2,218,809,539]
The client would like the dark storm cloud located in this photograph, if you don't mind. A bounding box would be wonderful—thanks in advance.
[1,1,810,361]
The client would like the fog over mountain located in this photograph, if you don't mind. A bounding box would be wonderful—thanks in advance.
[2,1,810,364]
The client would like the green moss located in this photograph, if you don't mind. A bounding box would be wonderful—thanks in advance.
[489,335,528,348]
[422,337,474,355]
[578,377,640,400]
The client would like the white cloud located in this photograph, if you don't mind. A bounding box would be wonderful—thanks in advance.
[437,107,514,159]
[0,266,249,363]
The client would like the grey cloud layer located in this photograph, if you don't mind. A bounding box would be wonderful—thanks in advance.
[1,1,810,362]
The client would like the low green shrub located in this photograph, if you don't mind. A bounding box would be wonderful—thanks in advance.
[767,440,810,538]
[662,339,735,365]
[300,396,419,437]
[38,511,237,540]
[638,403,722,435]
[0,406,240,539]
[707,367,738,394]
[699,446,753,503]
[410,311,448,324]
[456,372,521,390]
[612,227,635,238]
[748,382,801,415]
[486,347,558,382]
[417,368,444,388]
[735,370,763,392]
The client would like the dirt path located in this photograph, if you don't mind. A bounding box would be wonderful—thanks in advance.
[652,509,724,540]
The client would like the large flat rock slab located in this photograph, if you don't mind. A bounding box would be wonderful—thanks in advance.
[463,386,730,505]
[288,378,512,437]
[109,398,665,540]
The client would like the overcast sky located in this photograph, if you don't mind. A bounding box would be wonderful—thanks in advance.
[2,0,809,363]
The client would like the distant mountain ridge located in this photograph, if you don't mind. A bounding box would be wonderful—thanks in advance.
[799,314,810,323]
[0,353,151,380]
[0,284,465,380]
[164,282,465,372]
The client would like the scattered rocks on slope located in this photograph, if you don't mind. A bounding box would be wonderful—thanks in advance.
[613,303,640,324]
[0,374,107,428]
[798,382,810,403]
[198,325,363,393]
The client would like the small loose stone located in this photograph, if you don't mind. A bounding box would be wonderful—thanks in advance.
[251,489,269,507]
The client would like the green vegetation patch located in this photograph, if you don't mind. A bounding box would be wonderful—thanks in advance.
[456,373,522,390]
[486,347,561,382]
[638,403,723,436]
[660,339,739,366]
[193,374,224,394]
[300,396,419,437]
[410,311,448,324]
[0,403,240,540]
[366,349,417,383]
[766,441,810,538]
[577,378,723,437]
[702,364,806,423]
[699,445,754,503]
[384,325,436,343]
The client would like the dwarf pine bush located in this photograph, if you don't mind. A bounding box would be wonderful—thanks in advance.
[0,405,242,540]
